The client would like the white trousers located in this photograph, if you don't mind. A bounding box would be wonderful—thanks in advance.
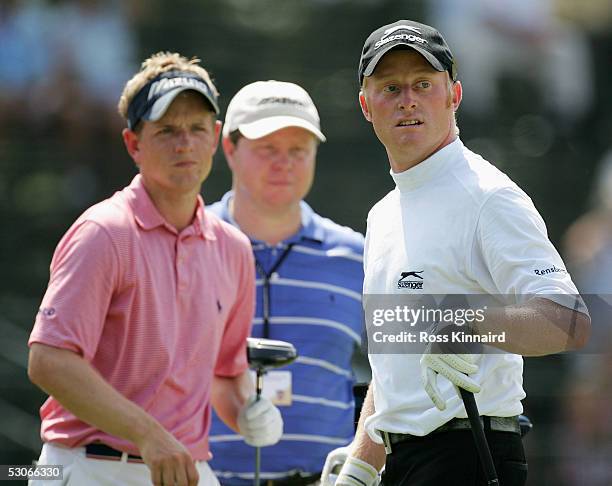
[29,442,220,486]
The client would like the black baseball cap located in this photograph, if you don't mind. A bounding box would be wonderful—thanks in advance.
[358,20,456,85]
[127,70,219,130]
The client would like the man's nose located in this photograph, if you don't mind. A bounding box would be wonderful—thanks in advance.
[175,130,194,151]
[271,152,293,169]
[398,88,417,110]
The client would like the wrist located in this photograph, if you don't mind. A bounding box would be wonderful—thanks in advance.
[130,415,164,448]
[336,456,379,486]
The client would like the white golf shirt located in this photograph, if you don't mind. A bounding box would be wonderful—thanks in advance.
[364,138,581,441]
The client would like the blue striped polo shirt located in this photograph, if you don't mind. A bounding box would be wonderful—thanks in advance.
[207,192,365,485]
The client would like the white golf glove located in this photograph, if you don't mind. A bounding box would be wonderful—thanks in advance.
[321,446,349,485]
[326,455,379,486]
[237,395,283,447]
[420,352,480,410]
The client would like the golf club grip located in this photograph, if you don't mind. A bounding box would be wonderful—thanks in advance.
[459,388,500,485]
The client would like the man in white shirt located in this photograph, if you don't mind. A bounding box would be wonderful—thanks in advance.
[321,19,590,486]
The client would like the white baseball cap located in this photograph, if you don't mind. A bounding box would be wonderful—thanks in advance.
[222,80,326,142]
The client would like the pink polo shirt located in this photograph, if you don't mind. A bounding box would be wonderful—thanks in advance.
[29,175,255,460]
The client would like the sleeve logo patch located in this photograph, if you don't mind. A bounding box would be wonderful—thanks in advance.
[534,265,567,276]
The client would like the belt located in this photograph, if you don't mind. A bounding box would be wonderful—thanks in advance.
[85,443,144,464]
[264,472,321,485]
[380,416,520,455]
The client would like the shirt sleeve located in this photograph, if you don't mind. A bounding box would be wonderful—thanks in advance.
[472,186,581,307]
[214,241,256,377]
[28,220,119,360]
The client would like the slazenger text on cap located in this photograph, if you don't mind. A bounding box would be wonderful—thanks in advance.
[148,77,210,100]
[375,27,427,50]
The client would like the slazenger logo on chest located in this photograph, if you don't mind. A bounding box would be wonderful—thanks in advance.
[375,26,427,49]
[397,270,424,290]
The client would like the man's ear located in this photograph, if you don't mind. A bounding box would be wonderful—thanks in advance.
[452,80,462,111]
[212,119,222,155]
[122,128,141,166]
[359,91,372,122]
[222,135,237,170]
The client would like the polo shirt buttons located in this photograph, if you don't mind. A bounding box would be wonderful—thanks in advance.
[176,243,189,289]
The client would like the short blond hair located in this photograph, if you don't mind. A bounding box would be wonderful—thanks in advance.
[117,51,219,120]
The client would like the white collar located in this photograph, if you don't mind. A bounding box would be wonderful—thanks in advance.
[390,138,463,192]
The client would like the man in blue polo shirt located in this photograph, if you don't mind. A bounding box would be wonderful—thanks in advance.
[207,80,366,485]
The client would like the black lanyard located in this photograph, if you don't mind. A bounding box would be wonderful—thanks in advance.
[254,243,295,338]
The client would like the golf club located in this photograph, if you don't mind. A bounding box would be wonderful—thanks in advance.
[459,388,500,485]
[246,337,297,486]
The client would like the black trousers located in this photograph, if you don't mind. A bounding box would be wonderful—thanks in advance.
[382,430,527,486]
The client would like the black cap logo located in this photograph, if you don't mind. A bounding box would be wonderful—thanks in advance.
[374,25,426,50]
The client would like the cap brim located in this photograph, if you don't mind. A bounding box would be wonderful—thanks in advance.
[363,43,445,78]
[237,116,326,142]
[145,86,219,122]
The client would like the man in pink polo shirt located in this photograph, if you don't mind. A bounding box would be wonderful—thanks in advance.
[27,52,283,486]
